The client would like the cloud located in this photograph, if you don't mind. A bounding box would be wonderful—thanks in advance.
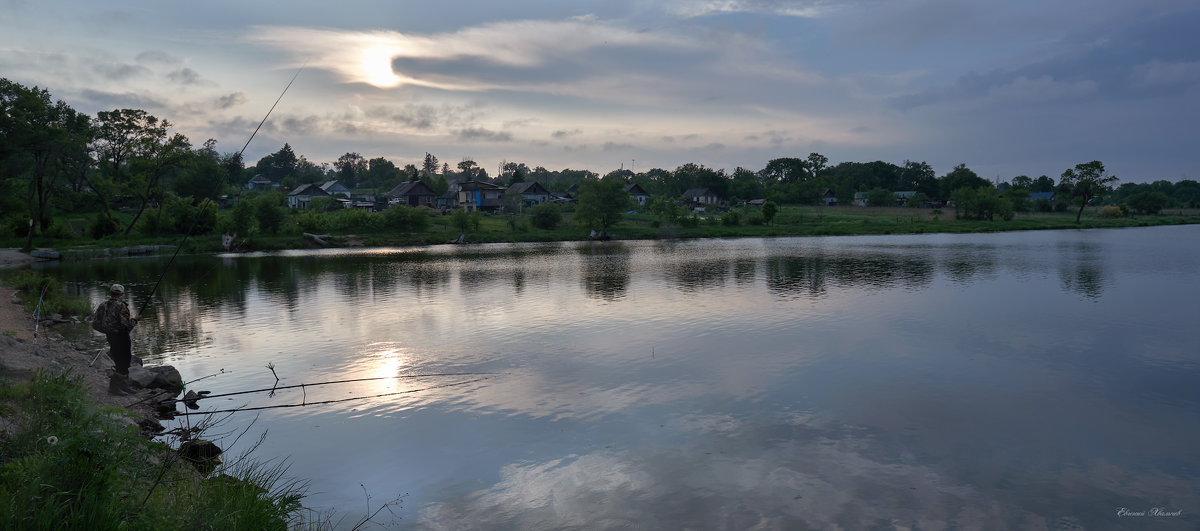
[603,141,634,151]
[1133,60,1200,88]
[167,67,206,86]
[136,50,180,65]
[79,89,166,110]
[551,129,581,139]
[92,61,150,82]
[457,127,513,142]
[245,18,818,110]
[216,92,247,110]
[664,0,851,18]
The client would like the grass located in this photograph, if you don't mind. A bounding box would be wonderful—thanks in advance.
[6,204,1198,255]
[0,369,312,530]
[3,270,94,317]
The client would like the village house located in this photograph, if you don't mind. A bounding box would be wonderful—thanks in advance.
[625,183,650,206]
[246,174,276,191]
[388,180,437,208]
[457,180,507,212]
[682,187,719,208]
[320,180,352,198]
[287,183,329,209]
[506,181,552,206]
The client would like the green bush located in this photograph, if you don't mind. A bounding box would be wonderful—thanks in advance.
[528,203,562,229]
[89,214,119,239]
[1097,205,1123,218]
[721,210,742,226]
[382,206,431,232]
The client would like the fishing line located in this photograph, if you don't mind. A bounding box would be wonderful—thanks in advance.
[135,63,305,317]
[156,372,498,406]
[171,377,488,416]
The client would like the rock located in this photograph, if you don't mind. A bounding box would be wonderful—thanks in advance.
[178,439,223,474]
[128,366,157,388]
[148,365,184,392]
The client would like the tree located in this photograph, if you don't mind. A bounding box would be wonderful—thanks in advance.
[867,187,895,206]
[89,108,192,235]
[1010,175,1033,190]
[1125,191,1170,215]
[457,158,479,180]
[422,152,439,177]
[335,152,367,188]
[939,163,989,200]
[255,143,298,183]
[575,177,629,232]
[0,79,92,248]
[1059,161,1118,223]
[761,200,778,224]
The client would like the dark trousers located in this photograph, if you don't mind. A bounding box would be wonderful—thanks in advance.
[107,330,132,375]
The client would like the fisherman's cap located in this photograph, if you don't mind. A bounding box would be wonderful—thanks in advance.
[110,283,125,295]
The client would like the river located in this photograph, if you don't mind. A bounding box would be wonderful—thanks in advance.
[43,225,1200,529]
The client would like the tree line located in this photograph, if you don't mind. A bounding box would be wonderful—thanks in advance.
[4,77,1199,247]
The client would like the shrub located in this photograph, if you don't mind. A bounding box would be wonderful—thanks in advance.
[88,214,119,239]
[721,210,742,226]
[1097,205,1123,218]
[382,206,430,232]
[528,203,562,230]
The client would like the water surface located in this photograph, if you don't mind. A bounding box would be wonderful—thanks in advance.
[47,226,1200,529]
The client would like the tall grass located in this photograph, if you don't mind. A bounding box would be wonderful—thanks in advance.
[0,369,312,530]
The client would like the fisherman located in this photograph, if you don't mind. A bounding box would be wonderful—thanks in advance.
[94,283,138,395]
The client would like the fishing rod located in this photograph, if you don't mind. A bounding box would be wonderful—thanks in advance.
[170,376,489,416]
[155,372,497,406]
[136,63,306,317]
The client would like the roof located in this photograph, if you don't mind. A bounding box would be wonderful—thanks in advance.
[289,183,329,196]
[459,180,507,191]
[508,181,550,195]
[624,183,649,195]
[388,180,436,197]
[249,174,272,184]
[893,190,918,198]
[1029,191,1056,200]
[682,188,715,197]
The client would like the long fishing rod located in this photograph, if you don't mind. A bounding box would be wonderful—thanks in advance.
[155,371,498,406]
[136,64,305,317]
[170,377,488,416]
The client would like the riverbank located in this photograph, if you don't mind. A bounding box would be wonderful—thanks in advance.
[0,280,313,529]
[11,206,1198,258]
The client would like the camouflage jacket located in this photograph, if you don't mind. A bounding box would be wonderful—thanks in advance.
[97,298,134,334]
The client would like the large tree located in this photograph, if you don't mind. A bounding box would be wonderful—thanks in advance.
[335,152,367,188]
[0,79,92,248]
[574,177,629,233]
[1059,160,1118,222]
[89,108,191,234]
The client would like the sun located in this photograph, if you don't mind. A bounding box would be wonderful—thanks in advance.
[360,46,402,88]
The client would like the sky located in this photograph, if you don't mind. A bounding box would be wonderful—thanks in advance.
[2,0,1198,183]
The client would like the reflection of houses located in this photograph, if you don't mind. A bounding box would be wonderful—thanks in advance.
[507,181,552,205]
[246,174,276,190]
[822,188,838,206]
[287,183,330,209]
[625,183,649,206]
[387,180,437,208]
[457,180,506,212]
[320,180,352,197]
[683,188,719,208]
